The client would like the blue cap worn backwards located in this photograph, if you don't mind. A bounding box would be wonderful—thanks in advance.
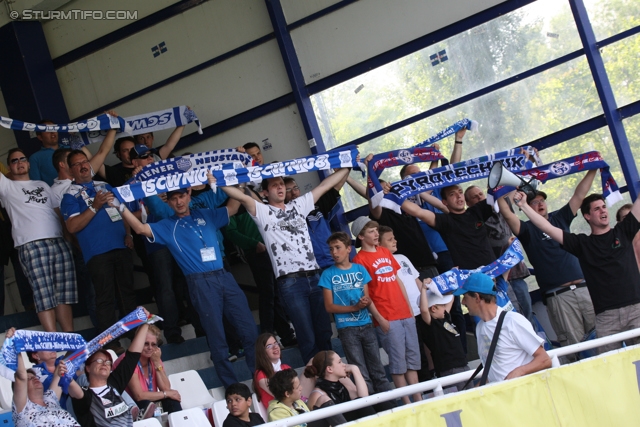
[452,273,497,296]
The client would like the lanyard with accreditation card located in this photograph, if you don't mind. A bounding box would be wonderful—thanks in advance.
[178,213,216,262]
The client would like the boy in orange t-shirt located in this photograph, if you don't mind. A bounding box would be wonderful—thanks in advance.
[351,217,422,404]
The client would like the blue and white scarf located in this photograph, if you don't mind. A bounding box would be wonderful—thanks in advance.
[430,239,525,295]
[0,331,86,381]
[0,106,202,149]
[0,114,124,135]
[113,145,360,202]
[379,147,539,213]
[488,151,622,206]
[366,119,478,208]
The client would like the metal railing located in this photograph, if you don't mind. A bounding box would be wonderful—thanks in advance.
[259,327,640,427]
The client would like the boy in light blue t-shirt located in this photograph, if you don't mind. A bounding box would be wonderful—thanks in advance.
[318,232,393,395]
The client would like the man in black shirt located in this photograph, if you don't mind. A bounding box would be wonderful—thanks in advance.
[70,308,152,427]
[402,184,496,270]
[514,191,640,353]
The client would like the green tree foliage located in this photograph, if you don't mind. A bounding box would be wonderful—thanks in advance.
[311,0,639,219]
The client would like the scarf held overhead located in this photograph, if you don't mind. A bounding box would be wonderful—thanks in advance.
[489,151,622,206]
[378,147,538,213]
[113,146,360,202]
[0,106,202,149]
[0,331,86,381]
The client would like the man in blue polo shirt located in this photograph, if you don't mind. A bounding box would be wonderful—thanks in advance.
[120,181,257,388]
[60,149,137,354]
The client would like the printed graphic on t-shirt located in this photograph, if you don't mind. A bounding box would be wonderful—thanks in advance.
[22,186,48,204]
[268,206,316,275]
[372,257,397,281]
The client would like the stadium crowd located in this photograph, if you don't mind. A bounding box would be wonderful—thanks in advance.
[1,117,639,427]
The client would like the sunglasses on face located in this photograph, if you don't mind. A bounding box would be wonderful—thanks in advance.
[9,157,27,164]
[138,154,152,160]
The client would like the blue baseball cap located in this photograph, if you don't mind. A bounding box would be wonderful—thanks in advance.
[129,144,154,160]
[452,273,497,296]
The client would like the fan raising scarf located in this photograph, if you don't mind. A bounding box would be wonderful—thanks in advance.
[430,238,526,295]
[488,151,622,206]
[0,332,86,381]
[0,106,202,149]
[113,145,360,202]
[367,119,478,209]
[379,147,539,213]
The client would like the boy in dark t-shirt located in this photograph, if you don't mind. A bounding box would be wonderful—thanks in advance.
[419,279,469,386]
[223,383,264,427]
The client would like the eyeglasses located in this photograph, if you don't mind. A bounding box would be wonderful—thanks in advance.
[265,342,280,350]
[89,358,112,366]
[285,186,299,193]
[71,159,90,168]
[9,157,27,164]
[529,199,546,206]
[138,154,152,160]
[144,342,158,348]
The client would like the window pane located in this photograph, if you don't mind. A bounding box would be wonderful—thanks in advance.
[602,32,640,107]
[312,0,582,149]
[623,114,640,183]
[584,0,640,41]
[339,56,602,213]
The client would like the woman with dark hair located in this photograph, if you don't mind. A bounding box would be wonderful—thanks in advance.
[7,327,81,427]
[253,333,292,409]
[267,369,310,426]
[113,324,182,417]
[303,351,375,424]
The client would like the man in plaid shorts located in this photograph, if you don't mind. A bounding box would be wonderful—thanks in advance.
[0,148,77,332]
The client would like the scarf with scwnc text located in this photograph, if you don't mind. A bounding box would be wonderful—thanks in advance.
[431,238,525,295]
[488,151,622,206]
[381,147,539,213]
[367,119,478,209]
[113,146,360,202]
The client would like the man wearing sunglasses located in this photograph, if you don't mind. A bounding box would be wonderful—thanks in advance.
[0,148,77,333]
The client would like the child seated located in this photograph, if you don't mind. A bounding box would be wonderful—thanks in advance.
[267,369,311,427]
[419,279,470,390]
[223,383,264,427]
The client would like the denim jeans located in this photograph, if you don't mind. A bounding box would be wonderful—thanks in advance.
[509,278,533,322]
[277,273,332,363]
[245,251,294,341]
[185,269,257,388]
[338,324,392,395]
[148,247,182,339]
[86,249,137,341]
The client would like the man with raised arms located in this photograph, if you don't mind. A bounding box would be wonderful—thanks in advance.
[513,189,640,353]
[221,167,351,363]
[497,170,597,353]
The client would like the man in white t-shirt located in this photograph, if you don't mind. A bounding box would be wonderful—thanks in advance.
[221,168,351,363]
[0,148,77,332]
[453,273,551,384]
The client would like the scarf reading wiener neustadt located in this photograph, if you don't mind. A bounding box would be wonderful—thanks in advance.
[113,146,360,202]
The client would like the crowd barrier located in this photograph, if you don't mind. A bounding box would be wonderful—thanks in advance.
[261,327,640,427]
